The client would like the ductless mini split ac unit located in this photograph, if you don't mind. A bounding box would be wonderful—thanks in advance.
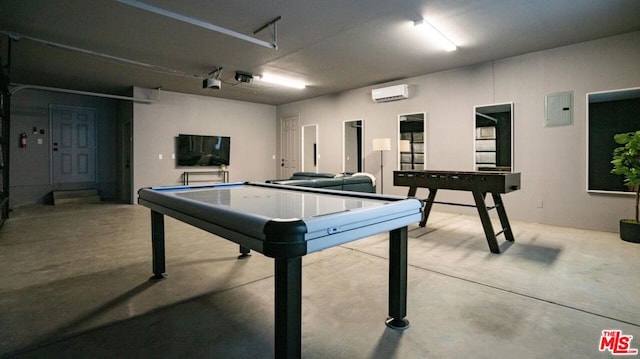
[371,84,409,103]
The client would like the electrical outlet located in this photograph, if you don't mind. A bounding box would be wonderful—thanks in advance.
[158,154,163,160]
[537,200,543,208]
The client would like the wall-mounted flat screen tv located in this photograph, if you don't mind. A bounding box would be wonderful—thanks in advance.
[176,134,230,166]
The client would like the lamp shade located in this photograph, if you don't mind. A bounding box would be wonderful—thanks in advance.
[372,138,391,151]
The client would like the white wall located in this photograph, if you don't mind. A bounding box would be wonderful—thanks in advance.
[132,88,277,195]
[276,31,640,232]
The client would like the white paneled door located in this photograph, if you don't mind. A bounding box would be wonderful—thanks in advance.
[51,105,96,184]
[280,114,299,179]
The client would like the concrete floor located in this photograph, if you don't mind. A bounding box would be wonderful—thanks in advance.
[0,203,638,358]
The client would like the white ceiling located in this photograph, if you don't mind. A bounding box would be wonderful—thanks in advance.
[2,0,640,105]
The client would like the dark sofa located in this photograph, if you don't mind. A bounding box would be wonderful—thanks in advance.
[268,172,376,193]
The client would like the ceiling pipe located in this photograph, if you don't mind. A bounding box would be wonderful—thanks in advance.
[117,0,279,49]
[10,84,158,103]
[1,30,203,80]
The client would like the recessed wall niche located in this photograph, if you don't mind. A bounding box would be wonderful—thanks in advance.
[398,113,425,170]
[474,103,513,172]
[302,124,318,172]
[587,87,640,193]
[343,120,363,173]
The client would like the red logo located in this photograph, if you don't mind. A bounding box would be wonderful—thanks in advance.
[599,330,638,355]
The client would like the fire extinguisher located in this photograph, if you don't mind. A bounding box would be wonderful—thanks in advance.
[19,132,27,148]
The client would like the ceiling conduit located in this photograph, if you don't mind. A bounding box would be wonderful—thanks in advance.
[116,0,281,49]
[1,30,202,80]
[10,84,158,103]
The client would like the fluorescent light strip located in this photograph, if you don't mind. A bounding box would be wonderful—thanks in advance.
[414,19,457,52]
[256,74,306,89]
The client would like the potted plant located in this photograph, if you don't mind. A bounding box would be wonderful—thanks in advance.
[611,130,640,243]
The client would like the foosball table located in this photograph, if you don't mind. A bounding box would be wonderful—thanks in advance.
[394,170,521,253]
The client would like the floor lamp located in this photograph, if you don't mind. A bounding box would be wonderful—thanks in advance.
[372,138,391,194]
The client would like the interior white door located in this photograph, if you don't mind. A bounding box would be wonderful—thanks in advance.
[51,105,96,184]
[280,114,299,178]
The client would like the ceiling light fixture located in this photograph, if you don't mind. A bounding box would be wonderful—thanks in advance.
[255,74,306,89]
[414,19,457,52]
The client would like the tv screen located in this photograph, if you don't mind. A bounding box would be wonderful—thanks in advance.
[176,134,230,166]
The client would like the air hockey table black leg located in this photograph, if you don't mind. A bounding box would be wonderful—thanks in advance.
[386,226,410,329]
[150,210,167,280]
[274,256,302,358]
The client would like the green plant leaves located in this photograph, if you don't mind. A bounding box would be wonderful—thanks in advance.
[611,130,640,221]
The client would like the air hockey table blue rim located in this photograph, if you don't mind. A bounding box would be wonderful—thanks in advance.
[138,181,422,258]
[145,180,414,201]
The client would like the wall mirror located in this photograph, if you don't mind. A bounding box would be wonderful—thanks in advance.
[474,103,513,171]
[398,113,425,170]
[301,124,318,172]
[343,120,363,173]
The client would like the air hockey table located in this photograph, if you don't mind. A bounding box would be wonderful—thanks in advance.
[138,181,422,358]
